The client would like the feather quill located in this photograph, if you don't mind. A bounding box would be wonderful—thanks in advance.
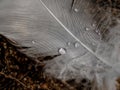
[39,0,114,68]
[39,0,120,89]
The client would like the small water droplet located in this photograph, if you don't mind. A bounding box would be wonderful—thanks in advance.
[92,23,96,27]
[58,48,67,55]
[32,40,35,44]
[24,78,27,81]
[98,32,101,35]
[85,27,90,31]
[67,42,71,46]
[74,42,80,48]
[74,8,79,12]
[95,30,99,33]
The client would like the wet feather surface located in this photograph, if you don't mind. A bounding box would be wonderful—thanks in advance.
[0,0,120,90]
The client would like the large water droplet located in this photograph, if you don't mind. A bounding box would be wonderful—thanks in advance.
[74,42,80,48]
[58,48,67,55]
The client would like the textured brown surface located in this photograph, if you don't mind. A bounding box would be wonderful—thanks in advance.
[0,34,97,90]
[0,0,120,90]
[116,77,120,90]
[0,34,71,90]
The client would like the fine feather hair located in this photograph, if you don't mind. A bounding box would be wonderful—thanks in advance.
[89,0,120,41]
[40,0,120,90]
[72,0,120,41]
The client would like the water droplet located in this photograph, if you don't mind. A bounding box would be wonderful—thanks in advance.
[85,27,90,31]
[92,23,96,27]
[74,8,79,12]
[74,42,80,48]
[98,32,101,35]
[58,48,67,55]
[95,30,98,33]
[67,42,71,46]
[32,40,35,44]
[24,78,27,81]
